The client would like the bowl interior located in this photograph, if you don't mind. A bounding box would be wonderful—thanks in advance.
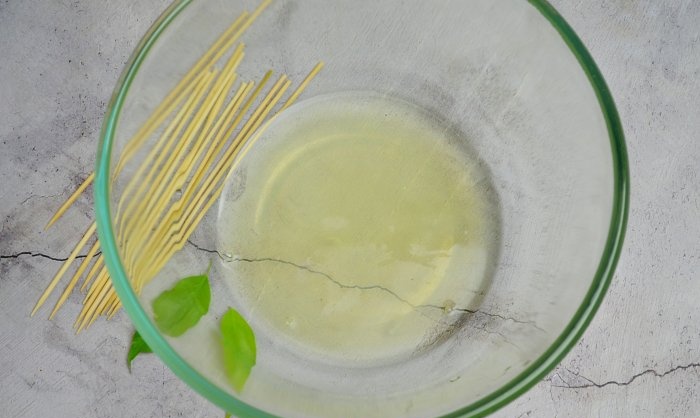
[96,0,627,416]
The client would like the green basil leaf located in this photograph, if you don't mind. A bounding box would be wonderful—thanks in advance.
[127,330,152,371]
[220,308,256,392]
[152,273,211,337]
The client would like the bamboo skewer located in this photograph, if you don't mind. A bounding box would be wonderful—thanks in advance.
[124,81,253,279]
[114,70,213,223]
[113,10,253,176]
[45,10,254,232]
[123,73,270,283]
[32,222,97,316]
[280,62,325,112]
[138,76,292,281]
[80,255,104,292]
[44,173,95,230]
[116,70,217,250]
[36,0,325,330]
[76,270,112,332]
[124,62,241,256]
[49,239,100,319]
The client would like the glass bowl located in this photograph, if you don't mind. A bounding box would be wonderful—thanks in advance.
[94,0,628,416]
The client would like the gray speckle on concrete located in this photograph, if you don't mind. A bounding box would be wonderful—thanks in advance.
[1,0,698,417]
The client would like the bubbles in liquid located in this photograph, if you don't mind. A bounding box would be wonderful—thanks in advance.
[443,299,456,314]
[285,317,298,329]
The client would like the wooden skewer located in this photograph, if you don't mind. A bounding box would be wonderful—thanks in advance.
[87,288,118,327]
[137,65,320,281]
[198,44,246,129]
[77,68,233,320]
[44,173,95,230]
[49,239,100,319]
[114,69,213,215]
[83,267,109,306]
[80,255,103,292]
[43,8,253,230]
[113,0,270,174]
[124,80,252,280]
[107,298,122,319]
[37,1,330,327]
[280,62,325,112]
[126,74,270,283]
[118,66,256,262]
[96,291,116,320]
[82,60,257,322]
[86,79,315,323]
[113,10,252,176]
[75,268,110,330]
[178,81,255,199]
[236,62,325,165]
[120,71,225,272]
[115,70,217,247]
[126,55,242,250]
[140,76,291,280]
[32,222,96,316]
[96,294,117,321]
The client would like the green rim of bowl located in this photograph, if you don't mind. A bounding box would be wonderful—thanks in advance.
[94,0,629,416]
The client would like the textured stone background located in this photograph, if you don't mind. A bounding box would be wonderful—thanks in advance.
[1,1,698,417]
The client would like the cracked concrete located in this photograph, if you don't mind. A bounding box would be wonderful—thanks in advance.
[1,0,699,417]
[20,193,63,206]
[549,363,700,390]
[0,250,100,262]
[419,304,545,332]
[189,239,541,331]
[231,255,419,307]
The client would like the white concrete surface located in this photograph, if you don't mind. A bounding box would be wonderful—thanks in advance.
[1,1,698,417]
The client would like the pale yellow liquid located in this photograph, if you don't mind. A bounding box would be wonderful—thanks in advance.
[218,93,494,366]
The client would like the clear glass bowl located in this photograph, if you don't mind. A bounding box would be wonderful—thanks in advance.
[94,0,629,416]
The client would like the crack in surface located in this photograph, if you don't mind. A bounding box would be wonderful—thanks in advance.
[187,240,434,310]
[232,256,418,308]
[187,239,220,256]
[418,303,545,332]
[550,363,700,389]
[470,321,522,350]
[549,382,560,418]
[188,240,541,333]
[20,193,62,206]
[0,250,100,262]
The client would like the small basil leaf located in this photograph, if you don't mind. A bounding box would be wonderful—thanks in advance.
[152,273,211,337]
[220,308,256,392]
[127,330,152,371]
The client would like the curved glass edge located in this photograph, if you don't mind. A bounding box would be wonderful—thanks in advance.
[93,1,273,417]
[93,0,629,417]
[447,1,630,416]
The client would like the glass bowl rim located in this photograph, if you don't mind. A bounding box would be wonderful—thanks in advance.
[94,1,629,416]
